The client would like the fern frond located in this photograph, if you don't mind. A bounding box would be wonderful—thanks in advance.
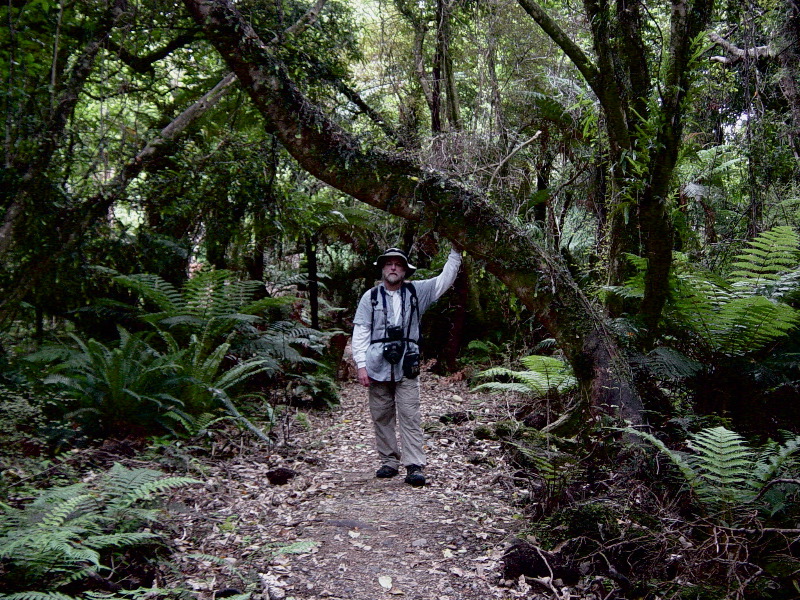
[103,464,199,510]
[687,427,754,489]
[473,355,576,397]
[0,592,80,600]
[113,274,184,314]
[81,532,160,550]
[752,434,800,485]
[470,381,536,395]
[729,226,800,286]
[40,495,98,529]
[643,347,703,381]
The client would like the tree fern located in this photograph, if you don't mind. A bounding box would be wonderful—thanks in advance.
[729,226,800,287]
[639,347,704,381]
[607,228,800,355]
[473,355,577,397]
[627,426,800,518]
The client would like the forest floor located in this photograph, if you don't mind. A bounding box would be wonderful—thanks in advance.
[161,369,533,600]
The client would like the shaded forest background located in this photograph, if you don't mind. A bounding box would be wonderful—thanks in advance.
[4,0,800,597]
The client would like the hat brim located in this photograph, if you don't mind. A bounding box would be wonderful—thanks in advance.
[375,254,417,276]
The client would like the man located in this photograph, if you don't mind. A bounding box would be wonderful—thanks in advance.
[352,246,461,486]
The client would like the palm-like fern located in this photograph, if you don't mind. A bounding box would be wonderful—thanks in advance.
[111,269,331,429]
[115,270,325,368]
[113,270,290,354]
[0,464,198,593]
[29,328,184,436]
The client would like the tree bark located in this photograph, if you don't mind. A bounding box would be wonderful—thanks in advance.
[182,0,645,424]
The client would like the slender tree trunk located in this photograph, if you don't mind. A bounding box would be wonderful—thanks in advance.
[435,0,460,131]
[306,233,320,330]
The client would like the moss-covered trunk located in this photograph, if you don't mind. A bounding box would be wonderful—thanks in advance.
[182,0,644,424]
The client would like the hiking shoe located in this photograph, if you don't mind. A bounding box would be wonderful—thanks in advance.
[376,465,399,478]
[404,465,426,487]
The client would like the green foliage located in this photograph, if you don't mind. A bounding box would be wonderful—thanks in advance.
[608,227,800,355]
[114,269,325,371]
[0,463,198,594]
[627,426,800,517]
[637,346,704,381]
[729,226,800,286]
[472,355,577,397]
[27,329,184,437]
[112,270,285,353]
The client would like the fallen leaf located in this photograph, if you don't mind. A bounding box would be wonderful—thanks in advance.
[378,575,393,590]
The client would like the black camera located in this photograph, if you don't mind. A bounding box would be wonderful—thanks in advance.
[386,325,403,340]
[383,341,404,364]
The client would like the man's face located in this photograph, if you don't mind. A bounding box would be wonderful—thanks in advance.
[382,258,406,286]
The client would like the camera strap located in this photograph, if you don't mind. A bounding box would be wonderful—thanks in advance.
[369,283,418,344]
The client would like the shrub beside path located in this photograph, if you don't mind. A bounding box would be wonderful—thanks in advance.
[166,373,525,600]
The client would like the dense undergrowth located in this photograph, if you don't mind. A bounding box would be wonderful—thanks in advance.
[478,385,800,599]
[4,229,800,599]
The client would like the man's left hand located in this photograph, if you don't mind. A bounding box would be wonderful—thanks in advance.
[357,367,370,387]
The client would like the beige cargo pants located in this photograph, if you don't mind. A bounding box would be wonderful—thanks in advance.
[368,377,426,469]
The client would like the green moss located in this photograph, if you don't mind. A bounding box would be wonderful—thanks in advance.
[473,424,496,440]
[493,420,518,439]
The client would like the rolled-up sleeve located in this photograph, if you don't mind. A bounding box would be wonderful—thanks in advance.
[352,292,372,369]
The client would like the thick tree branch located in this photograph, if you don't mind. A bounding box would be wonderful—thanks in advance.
[105,31,200,74]
[182,0,645,424]
[708,31,774,63]
[0,73,238,320]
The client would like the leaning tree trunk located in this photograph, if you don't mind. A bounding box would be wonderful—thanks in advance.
[182,0,645,424]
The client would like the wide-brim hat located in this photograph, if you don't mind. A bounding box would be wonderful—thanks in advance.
[374,247,417,276]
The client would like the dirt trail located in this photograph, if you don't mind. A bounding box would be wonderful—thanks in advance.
[167,374,524,600]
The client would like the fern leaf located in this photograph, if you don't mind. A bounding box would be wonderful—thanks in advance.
[39,495,98,529]
[643,347,703,381]
[82,532,160,550]
[729,226,800,286]
[687,427,754,488]
[0,592,80,600]
[471,381,537,394]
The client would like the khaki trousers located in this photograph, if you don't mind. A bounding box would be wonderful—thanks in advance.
[368,377,426,469]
